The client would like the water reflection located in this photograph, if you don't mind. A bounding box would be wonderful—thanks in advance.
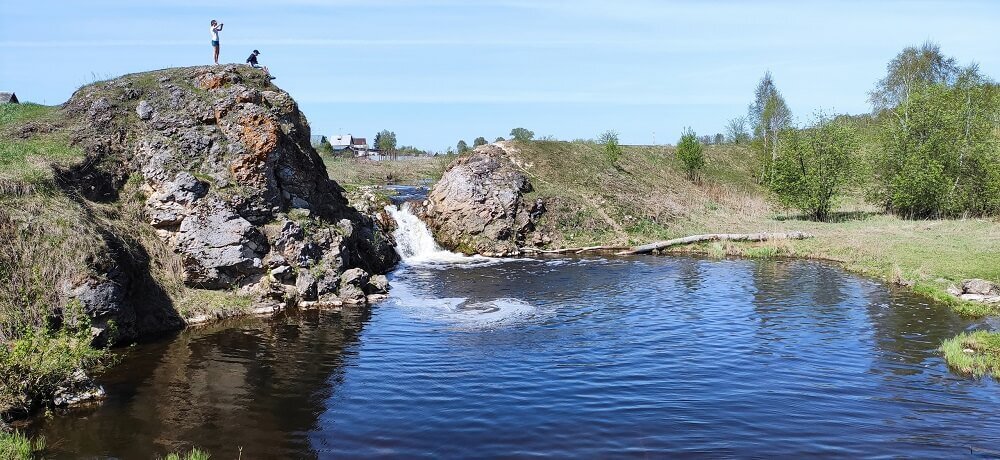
[32,310,370,458]
[28,256,1000,458]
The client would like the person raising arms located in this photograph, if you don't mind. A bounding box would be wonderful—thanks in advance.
[210,20,224,64]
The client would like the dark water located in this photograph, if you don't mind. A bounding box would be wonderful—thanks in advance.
[30,256,1000,458]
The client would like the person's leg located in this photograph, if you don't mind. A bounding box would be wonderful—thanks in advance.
[213,44,220,64]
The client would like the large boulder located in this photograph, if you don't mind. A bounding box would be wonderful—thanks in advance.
[52,65,400,343]
[419,144,543,256]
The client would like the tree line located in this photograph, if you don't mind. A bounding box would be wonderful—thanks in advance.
[741,42,999,221]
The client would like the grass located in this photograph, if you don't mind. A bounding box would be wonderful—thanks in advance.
[0,104,83,188]
[162,448,211,460]
[324,154,455,186]
[940,331,1000,378]
[0,431,45,460]
[0,316,113,419]
[176,289,253,321]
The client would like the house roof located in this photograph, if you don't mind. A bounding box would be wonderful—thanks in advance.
[0,92,18,104]
[352,138,367,146]
[329,134,353,148]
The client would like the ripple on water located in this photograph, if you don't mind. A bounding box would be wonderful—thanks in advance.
[26,255,1000,458]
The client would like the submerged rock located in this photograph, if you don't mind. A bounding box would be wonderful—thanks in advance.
[419,143,544,256]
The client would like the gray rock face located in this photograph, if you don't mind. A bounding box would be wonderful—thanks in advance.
[57,65,400,342]
[339,268,370,304]
[419,144,543,256]
[176,201,267,289]
[136,100,154,120]
[963,279,1000,296]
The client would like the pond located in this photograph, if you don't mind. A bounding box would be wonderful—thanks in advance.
[28,204,1000,458]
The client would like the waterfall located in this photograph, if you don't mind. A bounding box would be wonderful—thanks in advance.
[386,203,483,265]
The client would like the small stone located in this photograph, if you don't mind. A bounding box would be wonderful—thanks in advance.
[270,265,293,282]
[136,100,154,120]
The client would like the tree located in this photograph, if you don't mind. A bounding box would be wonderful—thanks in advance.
[316,137,334,156]
[495,137,505,142]
[676,128,705,181]
[509,127,534,142]
[713,133,725,145]
[869,64,1000,218]
[748,71,792,184]
[725,116,750,144]
[770,114,856,221]
[699,135,713,145]
[473,136,488,147]
[457,140,470,153]
[869,41,959,112]
[597,130,622,163]
[375,130,397,155]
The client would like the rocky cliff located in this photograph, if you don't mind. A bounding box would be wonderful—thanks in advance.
[4,65,398,345]
[417,143,545,256]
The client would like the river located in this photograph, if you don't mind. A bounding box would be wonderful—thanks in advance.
[28,193,1000,458]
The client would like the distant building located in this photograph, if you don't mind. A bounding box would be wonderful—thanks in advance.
[328,134,353,151]
[0,92,18,104]
[351,137,369,155]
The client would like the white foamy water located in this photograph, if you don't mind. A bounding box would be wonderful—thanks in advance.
[385,203,538,327]
[385,203,502,267]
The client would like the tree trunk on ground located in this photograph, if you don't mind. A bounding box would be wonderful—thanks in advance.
[616,232,813,255]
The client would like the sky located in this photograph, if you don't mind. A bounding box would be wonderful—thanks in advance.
[1,0,998,151]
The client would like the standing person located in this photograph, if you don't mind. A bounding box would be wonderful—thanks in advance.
[210,20,224,64]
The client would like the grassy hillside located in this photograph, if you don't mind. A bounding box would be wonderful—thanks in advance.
[506,140,998,315]
[326,140,998,318]
[324,154,455,188]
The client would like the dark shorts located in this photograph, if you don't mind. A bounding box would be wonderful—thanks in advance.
[211,40,219,47]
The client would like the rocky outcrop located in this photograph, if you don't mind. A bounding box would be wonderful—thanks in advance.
[949,279,1000,304]
[417,144,545,256]
[54,65,398,344]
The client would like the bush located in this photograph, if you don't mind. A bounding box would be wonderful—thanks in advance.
[770,115,857,221]
[597,130,621,163]
[870,68,1000,218]
[0,309,112,418]
[676,128,705,181]
[509,128,534,142]
[0,431,45,460]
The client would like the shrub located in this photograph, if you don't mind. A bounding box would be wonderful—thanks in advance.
[597,130,621,163]
[0,307,113,418]
[509,128,534,142]
[869,63,1000,217]
[770,115,857,221]
[676,128,705,181]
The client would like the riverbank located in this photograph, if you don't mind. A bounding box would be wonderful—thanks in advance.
[325,141,1000,315]
[1,65,399,425]
[326,142,1000,376]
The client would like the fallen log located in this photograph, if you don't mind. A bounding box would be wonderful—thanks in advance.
[616,231,813,255]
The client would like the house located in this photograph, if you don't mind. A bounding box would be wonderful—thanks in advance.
[351,137,369,155]
[0,92,18,104]
[328,134,354,151]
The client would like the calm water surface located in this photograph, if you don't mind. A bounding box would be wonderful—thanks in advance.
[31,255,1000,458]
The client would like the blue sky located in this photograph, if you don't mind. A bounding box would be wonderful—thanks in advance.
[1,0,998,150]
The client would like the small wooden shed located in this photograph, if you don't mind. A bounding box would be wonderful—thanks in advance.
[0,92,18,104]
